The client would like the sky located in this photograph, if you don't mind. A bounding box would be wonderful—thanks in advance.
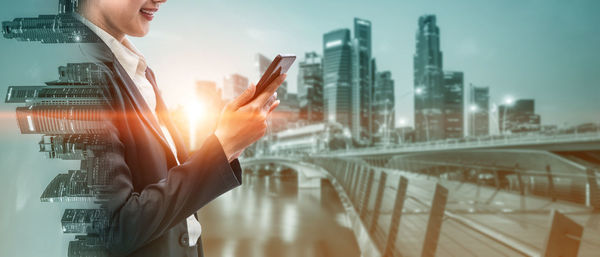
[0,1,599,256]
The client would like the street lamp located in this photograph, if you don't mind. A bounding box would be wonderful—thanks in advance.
[415,86,430,141]
[501,96,515,135]
[468,104,478,137]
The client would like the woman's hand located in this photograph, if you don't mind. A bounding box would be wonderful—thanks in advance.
[215,74,286,162]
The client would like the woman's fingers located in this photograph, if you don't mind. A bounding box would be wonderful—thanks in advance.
[267,100,280,114]
[226,83,256,111]
[254,74,286,106]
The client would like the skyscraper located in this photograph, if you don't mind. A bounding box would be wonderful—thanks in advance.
[323,29,353,129]
[468,84,489,137]
[352,18,373,144]
[222,73,248,101]
[297,52,323,123]
[442,71,464,139]
[373,71,395,143]
[3,2,112,254]
[414,15,444,142]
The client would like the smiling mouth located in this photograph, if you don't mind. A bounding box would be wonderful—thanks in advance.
[140,8,157,21]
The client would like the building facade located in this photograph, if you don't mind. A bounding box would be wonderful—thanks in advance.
[323,29,353,129]
[414,15,445,142]
[442,71,464,139]
[352,18,373,144]
[373,71,395,144]
[297,52,323,123]
[222,73,248,101]
[468,84,489,137]
[499,99,541,133]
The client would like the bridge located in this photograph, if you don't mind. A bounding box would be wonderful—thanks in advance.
[198,132,600,257]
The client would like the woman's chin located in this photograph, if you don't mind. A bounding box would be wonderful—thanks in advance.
[129,27,150,37]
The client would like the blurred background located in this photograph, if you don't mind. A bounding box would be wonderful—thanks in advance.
[1,0,599,256]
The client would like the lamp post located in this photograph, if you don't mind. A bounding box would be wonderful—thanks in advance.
[415,86,429,141]
[398,118,407,143]
[502,96,514,135]
[469,104,478,138]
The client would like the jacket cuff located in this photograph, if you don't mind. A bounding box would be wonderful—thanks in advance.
[208,135,242,189]
[229,159,242,185]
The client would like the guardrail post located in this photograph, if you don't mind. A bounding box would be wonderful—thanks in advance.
[360,170,375,220]
[356,168,368,212]
[515,164,525,196]
[492,168,501,189]
[541,210,583,257]
[587,168,600,210]
[369,171,387,236]
[352,166,363,204]
[384,176,408,257]
[421,184,448,257]
[546,165,556,201]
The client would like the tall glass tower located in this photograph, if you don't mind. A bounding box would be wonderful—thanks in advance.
[442,71,464,139]
[323,29,353,129]
[468,84,489,137]
[414,15,444,142]
[298,52,323,123]
[352,18,373,144]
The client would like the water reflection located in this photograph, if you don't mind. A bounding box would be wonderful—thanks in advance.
[197,169,361,257]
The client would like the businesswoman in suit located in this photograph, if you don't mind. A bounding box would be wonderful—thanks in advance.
[77,0,285,256]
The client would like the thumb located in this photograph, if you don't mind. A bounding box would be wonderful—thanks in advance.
[228,83,256,111]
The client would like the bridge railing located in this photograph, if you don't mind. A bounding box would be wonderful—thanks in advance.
[319,130,600,156]
[304,156,599,257]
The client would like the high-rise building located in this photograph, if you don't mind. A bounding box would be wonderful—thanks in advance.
[61,209,108,234]
[298,52,323,123]
[414,15,444,142]
[499,99,541,133]
[468,84,489,137]
[3,3,113,255]
[323,29,353,129]
[373,71,395,143]
[222,73,248,101]
[68,235,108,257]
[2,14,98,44]
[442,71,464,139]
[40,170,94,202]
[351,18,373,144]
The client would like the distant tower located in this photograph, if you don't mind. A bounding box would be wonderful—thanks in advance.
[414,15,444,142]
[468,84,489,136]
[222,73,248,101]
[373,71,395,143]
[442,71,464,139]
[323,29,353,129]
[352,18,373,144]
[297,52,323,123]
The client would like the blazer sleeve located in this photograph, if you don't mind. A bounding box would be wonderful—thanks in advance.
[102,129,242,256]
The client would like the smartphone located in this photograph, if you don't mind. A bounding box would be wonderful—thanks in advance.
[253,54,296,100]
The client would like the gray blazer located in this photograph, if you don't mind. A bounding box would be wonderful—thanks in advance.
[87,38,241,257]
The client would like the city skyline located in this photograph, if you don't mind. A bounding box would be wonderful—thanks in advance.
[2,1,598,129]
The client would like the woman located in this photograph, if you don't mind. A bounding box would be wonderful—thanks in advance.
[77,0,285,256]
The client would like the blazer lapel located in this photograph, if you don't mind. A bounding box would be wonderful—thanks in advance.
[112,60,173,157]
[145,67,190,162]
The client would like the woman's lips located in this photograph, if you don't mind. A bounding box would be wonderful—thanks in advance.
[140,8,157,21]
